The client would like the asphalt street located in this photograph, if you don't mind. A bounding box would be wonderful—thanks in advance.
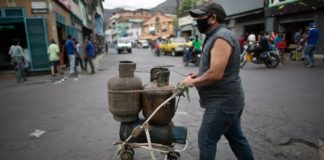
[0,48,324,160]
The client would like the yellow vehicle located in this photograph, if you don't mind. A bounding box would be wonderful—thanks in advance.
[160,37,191,56]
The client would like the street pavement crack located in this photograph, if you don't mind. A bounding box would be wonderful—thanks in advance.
[278,138,319,149]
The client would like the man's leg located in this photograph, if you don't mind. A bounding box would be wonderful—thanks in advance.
[51,66,55,75]
[308,45,315,66]
[50,62,55,76]
[21,65,27,81]
[89,58,95,73]
[56,61,63,75]
[74,58,78,73]
[16,63,22,83]
[303,45,311,66]
[198,107,237,160]
[69,55,75,74]
[84,58,88,72]
[79,57,84,70]
[224,111,254,160]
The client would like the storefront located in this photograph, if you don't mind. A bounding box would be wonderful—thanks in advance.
[0,8,49,71]
[227,9,265,38]
[265,0,324,52]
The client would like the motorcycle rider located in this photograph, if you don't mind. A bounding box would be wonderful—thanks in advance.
[185,35,202,65]
[254,31,271,61]
[193,35,202,54]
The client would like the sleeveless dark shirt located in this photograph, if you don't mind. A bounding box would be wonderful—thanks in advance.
[197,24,244,114]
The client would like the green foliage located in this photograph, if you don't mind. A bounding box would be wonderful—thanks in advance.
[180,0,200,14]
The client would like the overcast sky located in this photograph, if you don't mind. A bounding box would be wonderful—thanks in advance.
[102,0,167,10]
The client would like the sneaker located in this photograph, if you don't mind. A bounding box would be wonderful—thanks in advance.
[303,61,308,66]
[307,64,315,68]
[68,73,77,77]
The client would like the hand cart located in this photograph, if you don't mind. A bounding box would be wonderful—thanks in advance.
[113,85,189,160]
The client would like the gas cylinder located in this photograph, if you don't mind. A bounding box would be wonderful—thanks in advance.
[119,118,173,145]
[108,61,143,122]
[142,68,175,125]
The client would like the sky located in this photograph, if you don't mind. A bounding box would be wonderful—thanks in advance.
[102,0,167,10]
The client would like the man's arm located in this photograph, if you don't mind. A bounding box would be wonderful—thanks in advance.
[182,38,232,87]
[8,46,12,55]
[56,45,60,55]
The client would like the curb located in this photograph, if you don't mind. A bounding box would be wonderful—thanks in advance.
[0,52,107,79]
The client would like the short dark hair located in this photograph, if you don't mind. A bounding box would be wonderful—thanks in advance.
[67,34,72,39]
[51,39,56,44]
[13,39,20,45]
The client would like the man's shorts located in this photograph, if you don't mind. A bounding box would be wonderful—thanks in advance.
[50,60,60,67]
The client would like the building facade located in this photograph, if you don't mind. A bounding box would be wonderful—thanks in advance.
[140,13,175,40]
[217,0,265,39]
[265,0,324,52]
[107,9,153,44]
[0,0,103,71]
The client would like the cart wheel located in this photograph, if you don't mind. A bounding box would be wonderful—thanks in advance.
[167,151,180,160]
[120,147,134,160]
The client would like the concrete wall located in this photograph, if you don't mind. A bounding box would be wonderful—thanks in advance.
[0,0,72,44]
[48,1,72,43]
[216,0,264,16]
[315,10,324,54]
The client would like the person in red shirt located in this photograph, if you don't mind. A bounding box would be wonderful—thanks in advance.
[239,35,245,53]
[275,32,287,64]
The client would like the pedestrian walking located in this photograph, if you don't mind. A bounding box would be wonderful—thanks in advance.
[73,39,84,72]
[47,39,63,76]
[239,34,245,53]
[247,32,256,45]
[84,36,95,74]
[9,39,27,83]
[303,23,319,68]
[65,34,76,76]
[275,32,287,64]
[181,2,254,160]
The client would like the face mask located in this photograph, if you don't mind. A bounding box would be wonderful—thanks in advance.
[196,16,210,33]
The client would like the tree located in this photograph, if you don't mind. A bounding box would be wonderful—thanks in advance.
[180,0,200,14]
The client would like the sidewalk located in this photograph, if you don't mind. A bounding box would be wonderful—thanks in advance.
[0,52,107,85]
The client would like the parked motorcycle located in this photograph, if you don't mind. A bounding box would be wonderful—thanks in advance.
[183,46,201,66]
[240,44,280,68]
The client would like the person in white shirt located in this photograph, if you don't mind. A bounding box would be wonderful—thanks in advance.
[247,33,256,45]
[9,39,27,83]
[73,39,84,72]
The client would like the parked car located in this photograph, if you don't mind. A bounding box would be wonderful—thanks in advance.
[139,40,150,48]
[160,37,190,56]
[117,38,132,54]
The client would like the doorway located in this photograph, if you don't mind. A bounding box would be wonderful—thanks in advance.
[0,22,27,70]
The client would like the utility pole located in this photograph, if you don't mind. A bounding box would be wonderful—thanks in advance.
[176,0,180,37]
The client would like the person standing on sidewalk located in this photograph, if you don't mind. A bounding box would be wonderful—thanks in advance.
[181,2,254,160]
[275,32,287,64]
[84,36,95,74]
[65,34,76,76]
[47,39,63,76]
[304,23,319,68]
[10,39,27,83]
[73,39,84,72]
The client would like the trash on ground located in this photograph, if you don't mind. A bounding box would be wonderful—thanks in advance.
[176,111,188,115]
[29,129,46,138]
